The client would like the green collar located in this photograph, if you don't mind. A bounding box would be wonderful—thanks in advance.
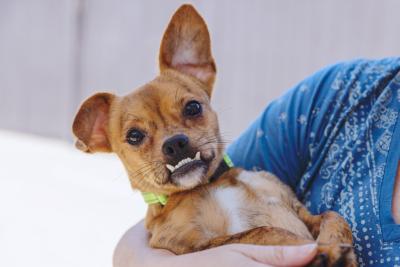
[141,154,234,206]
[141,192,169,205]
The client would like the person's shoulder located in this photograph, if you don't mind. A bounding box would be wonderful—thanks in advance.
[296,57,400,97]
[321,57,400,72]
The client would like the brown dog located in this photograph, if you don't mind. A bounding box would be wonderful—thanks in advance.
[72,5,357,266]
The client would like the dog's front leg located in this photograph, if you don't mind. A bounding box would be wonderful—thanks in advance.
[297,206,357,267]
[201,226,313,250]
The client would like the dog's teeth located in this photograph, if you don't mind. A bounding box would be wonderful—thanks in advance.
[166,164,175,172]
[170,157,198,172]
[195,152,200,160]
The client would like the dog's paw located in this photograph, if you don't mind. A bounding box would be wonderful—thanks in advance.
[308,252,329,267]
[308,244,357,267]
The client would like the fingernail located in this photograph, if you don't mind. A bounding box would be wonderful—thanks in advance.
[298,243,317,254]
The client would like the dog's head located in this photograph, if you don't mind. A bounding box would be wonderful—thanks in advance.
[72,5,223,195]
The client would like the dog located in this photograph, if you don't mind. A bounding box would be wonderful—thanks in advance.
[72,4,357,266]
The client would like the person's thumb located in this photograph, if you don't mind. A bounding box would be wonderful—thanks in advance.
[232,243,317,267]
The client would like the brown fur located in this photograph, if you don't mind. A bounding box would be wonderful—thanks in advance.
[72,5,357,267]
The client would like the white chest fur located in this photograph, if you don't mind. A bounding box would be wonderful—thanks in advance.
[213,187,247,234]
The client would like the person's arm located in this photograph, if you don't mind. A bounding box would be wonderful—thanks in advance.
[113,220,317,267]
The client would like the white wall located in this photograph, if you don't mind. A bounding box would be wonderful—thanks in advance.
[1,0,400,141]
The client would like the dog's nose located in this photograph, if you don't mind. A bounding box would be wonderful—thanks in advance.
[162,134,190,158]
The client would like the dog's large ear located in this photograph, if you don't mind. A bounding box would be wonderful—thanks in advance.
[159,4,216,96]
[72,93,115,153]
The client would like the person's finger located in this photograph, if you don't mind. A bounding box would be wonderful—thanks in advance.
[229,243,317,267]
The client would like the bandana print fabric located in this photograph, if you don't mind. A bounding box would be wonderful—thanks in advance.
[227,58,400,266]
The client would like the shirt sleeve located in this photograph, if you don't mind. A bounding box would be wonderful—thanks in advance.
[226,62,345,189]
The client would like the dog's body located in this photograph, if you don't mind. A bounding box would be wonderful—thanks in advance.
[146,168,314,254]
[73,5,357,266]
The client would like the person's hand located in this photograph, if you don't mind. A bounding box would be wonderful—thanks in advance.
[113,220,317,267]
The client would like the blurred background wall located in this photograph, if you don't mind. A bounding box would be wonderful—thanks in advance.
[1,0,400,142]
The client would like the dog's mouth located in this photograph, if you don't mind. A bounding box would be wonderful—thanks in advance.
[166,151,214,188]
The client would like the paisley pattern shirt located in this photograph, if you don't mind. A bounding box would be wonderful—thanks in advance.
[227,58,400,266]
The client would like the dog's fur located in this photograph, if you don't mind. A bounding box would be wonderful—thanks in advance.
[72,5,357,266]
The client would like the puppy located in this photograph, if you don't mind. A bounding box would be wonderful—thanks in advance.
[72,5,357,266]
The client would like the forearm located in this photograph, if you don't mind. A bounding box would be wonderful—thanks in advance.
[113,220,317,267]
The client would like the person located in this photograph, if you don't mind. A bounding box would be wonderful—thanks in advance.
[113,58,400,267]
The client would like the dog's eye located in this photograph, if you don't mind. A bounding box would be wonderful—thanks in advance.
[126,129,145,145]
[183,100,202,117]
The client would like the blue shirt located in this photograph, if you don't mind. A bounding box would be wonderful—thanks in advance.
[227,58,400,267]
